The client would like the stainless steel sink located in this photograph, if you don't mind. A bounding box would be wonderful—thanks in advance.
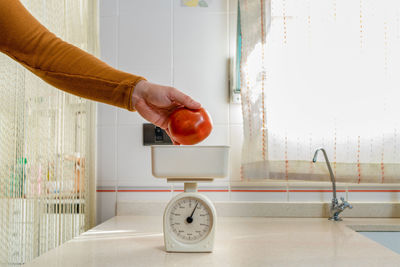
[358,231,400,254]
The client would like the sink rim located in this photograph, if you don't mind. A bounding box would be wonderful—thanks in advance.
[348,224,400,232]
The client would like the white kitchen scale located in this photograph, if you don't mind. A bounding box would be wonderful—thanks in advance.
[151,145,229,253]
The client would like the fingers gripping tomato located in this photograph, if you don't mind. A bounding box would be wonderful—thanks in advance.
[168,108,213,145]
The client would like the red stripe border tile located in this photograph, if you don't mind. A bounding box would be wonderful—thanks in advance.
[96,189,400,193]
[117,189,171,192]
[348,190,400,193]
[289,190,346,193]
[231,189,287,192]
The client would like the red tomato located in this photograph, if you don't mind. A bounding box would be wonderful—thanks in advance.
[168,107,213,145]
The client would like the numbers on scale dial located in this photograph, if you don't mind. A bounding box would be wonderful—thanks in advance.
[168,197,212,243]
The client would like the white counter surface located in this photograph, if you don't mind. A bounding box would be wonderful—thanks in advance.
[24,216,400,267]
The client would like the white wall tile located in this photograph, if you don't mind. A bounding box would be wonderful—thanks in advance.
[171,183,230,201]
[116,125,150,179]
[97,126,116,181]
[198,187,230,201]
[96,192,116,225]
[119,0,171,15]
[348,191,398,202]
[99,0,118,17]
[99,16,118,67]
[347,186,400,202]
[116,125,170,187]
[120,66,172,86]
[97,180,117,187]
[230,191,287,202]
[117,179,169,188]
[198,124,229,146]
[118,2,172,69]
[288,186,347,203]
[117,191,173,201]
[229,124,243,181]
[117,109,146,126]
[229,104,242,125]
[174,0,228,13]
[173,9,229,125]
[196,191,230,201]
[97,103,116,126]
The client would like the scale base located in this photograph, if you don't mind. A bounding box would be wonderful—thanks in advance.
[163,185,216,253]
[165,229,214,253]
[165,245,213,253]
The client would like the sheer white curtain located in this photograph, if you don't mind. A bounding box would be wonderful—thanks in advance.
[0,0,97,264]
[240,0,400,184]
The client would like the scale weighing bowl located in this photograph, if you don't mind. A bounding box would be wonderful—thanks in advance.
[151,145,229,180]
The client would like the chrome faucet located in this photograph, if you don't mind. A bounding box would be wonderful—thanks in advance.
[312,148,353,221]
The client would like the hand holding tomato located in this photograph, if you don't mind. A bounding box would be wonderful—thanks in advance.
[132,81,203,144]
[168,107,213,145]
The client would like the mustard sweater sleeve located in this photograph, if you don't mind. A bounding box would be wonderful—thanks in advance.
[0,0,145,111]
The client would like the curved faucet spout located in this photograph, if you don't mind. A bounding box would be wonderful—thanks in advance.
[313,148,352,221]
[312,148,336,200]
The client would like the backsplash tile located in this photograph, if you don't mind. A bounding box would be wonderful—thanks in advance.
[229,124,243,181]
[97,103,116,126]
[118,4,172,69]
[97,126,116,180]
[173,6,229,125]
[173,0,228,13]
[229,104,242,125]
[97,180,117,188]
[119,0,171,16]
[99,16,118,67]
[347,186,400,202]
[116,109,146,126]
[172,183,230,202]
[199,124,229,146]
[230,187,288,202]
[288,186,347,203]
[96,192,116,224]
[99,0,118,17]
[117,190,173,201]
[116,125,152,181]
[117,178,169,188]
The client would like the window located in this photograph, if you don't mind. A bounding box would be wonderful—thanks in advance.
[238,0,400,184]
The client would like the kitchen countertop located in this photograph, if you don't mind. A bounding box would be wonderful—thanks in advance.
[24,216,400,267]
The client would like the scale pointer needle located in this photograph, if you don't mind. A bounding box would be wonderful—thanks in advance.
[186,202,198,224]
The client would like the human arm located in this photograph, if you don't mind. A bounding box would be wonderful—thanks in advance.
[0,0,201,144]
[0,0,144,110]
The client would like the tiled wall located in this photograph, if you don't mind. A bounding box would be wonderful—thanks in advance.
[97,0,239,223]
[96,0,400,224]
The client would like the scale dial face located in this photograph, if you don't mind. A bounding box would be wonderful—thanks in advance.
[167,196,213,244]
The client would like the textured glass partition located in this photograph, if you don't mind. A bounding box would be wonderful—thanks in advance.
[0,0,97,264]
